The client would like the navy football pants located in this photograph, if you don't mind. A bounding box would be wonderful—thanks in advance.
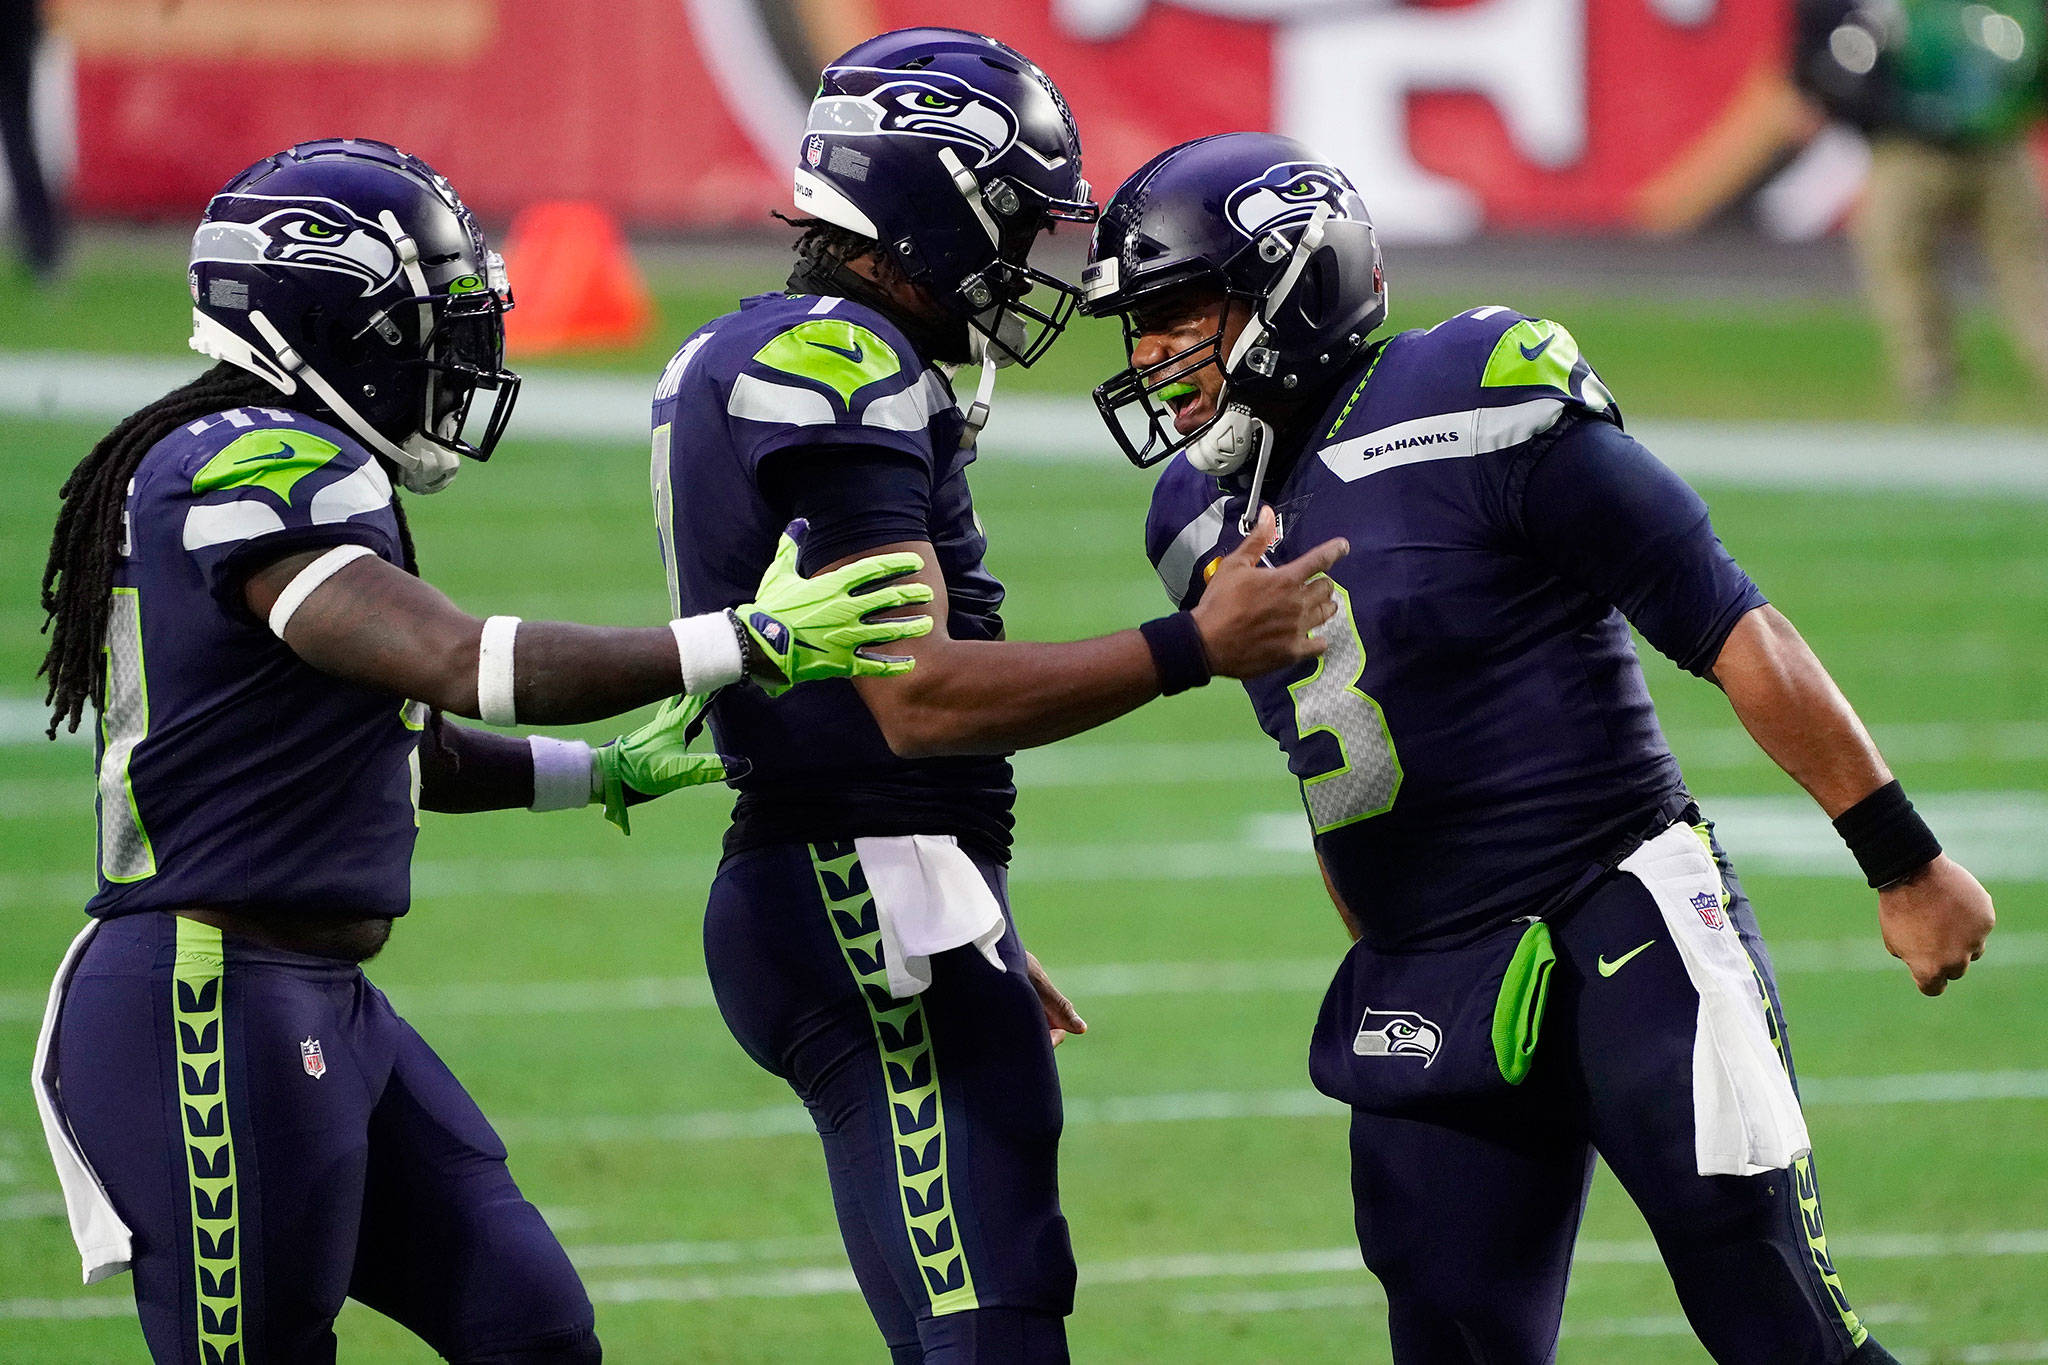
[1349,844,1890,1365]
[49,913,599,1364]
[705,840,1076,1364]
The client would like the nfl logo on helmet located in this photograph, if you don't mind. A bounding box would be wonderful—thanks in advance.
[300,1036,326,1079]
[805,134,824,168]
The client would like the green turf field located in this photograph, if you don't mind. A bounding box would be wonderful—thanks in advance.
[1,246,2045,1361]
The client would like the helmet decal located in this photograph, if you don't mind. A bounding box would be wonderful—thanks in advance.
[809,68,1021,167]
[1224,162,1366,240]
[193,194,402,299]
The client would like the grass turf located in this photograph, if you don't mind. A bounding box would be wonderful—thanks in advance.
[0,385,2044,1360]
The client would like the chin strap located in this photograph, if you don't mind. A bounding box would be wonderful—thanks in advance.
[1236,417,1277,536]
[960,352,999,443]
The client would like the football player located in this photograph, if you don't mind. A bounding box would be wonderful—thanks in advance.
[651,32,1344,1364]
[30,138,931,1365]
[1081,132,1997,1364]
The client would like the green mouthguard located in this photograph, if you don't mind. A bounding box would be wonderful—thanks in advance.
[1157,381,1198,401]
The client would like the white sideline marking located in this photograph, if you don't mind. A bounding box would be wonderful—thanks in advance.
[0,1227,2035,1320]
[5,934,2045,1027]
[1243,791,2048,883]
[488,1069,2048,1147]
[6,349,2048,493]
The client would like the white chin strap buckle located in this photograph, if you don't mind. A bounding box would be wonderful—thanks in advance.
[1186,403,1267,477]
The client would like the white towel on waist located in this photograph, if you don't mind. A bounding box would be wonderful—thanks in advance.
[1620,821,1812,1178]
[854,834,1006,999]
[32,920,135,1283]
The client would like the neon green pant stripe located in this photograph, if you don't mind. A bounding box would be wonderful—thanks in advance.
[173,918,243,1360]
[809,843,980,1316]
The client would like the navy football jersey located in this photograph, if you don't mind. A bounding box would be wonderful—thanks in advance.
[651,292,1015,858]
[86,406,424,920]
[1146,308,1766,948]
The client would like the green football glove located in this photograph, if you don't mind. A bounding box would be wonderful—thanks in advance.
[737,520,935,697]
[593,692,734,834]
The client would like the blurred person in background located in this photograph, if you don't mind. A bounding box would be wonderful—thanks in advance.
[1,0,63,279]
[1799,0,2048,402]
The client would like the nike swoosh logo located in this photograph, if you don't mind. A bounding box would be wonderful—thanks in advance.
[232,442,297,465]
[808,339,865,364]
[1597,939,1656,978]
[1519,334,1554,362]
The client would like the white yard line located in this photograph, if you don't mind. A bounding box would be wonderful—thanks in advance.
[7,349,2048,494]
[0,1226,2034,1320]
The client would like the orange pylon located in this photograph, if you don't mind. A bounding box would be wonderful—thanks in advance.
[499,202,654,355]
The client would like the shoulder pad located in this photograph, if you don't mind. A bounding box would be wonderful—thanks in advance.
[191,427,351,507]
[1477,315,1614,413]
[751,316,905,406]
[719,298,947,435]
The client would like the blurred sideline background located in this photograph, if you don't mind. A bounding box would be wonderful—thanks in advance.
[2,1,2045,1361]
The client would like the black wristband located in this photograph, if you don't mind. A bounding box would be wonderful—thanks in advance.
[1139,613,1213,696]
[725,608,758,681]
[1832,780,1942,889]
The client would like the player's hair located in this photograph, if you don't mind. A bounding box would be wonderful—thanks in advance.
[37,364,420,740]
[775,211,911,291]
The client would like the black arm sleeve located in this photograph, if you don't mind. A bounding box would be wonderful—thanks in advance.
[759,444,933,575]
[418,712,536,813]
[1512,416,1767,677]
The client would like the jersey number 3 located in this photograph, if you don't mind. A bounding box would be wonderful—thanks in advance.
[1288,582,1401,833]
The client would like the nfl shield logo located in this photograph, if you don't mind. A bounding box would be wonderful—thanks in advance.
[1690,891,1725,930]
[805,134,824,168]
[300,1037,326,1079]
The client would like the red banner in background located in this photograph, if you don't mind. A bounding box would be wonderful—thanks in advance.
[54,0,1968,241]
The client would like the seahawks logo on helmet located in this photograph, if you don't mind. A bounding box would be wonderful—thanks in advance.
[1224,162,1367,241]
[1352,1008,1442,1067]
[808,68,1020,168]
[192,195,403,299]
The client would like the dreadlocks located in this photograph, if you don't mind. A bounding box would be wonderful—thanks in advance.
[37,363,420,739]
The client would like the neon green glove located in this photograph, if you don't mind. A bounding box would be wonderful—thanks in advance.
[592,693,734,834]
[737,521,935,697]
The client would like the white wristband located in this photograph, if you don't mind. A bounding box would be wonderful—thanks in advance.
[528,736,595,812]
[477,615,521,726]
[267,544,376,638]
[671,611,745,695]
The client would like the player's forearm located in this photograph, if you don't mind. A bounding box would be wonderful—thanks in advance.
[1708,605,1892,817]
[859,631,1162,758]
[418,714,537,812]
[255,552,721,725]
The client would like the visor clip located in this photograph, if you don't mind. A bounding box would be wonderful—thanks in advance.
[985,179,1020,218]
[1244,347,1277,378]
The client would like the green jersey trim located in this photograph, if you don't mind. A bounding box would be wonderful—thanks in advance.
[192,429,346,507]
[754,319,903,407]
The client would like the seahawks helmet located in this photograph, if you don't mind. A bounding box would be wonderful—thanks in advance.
[188,138,519,494]
[1081,133,1387,473]
[794,28,1097,369]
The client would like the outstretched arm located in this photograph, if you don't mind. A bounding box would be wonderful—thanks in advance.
[848,508,1347,759]
[1708,605,1995,995]
[239,529,931,727]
